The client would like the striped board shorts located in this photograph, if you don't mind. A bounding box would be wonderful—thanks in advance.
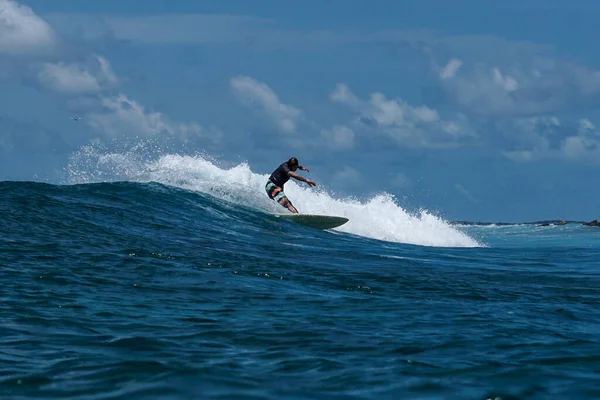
[265,180,287,203]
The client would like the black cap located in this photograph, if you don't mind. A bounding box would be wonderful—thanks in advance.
[288,157,299,167]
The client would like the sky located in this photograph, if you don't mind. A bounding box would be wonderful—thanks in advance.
[1,0,600,222]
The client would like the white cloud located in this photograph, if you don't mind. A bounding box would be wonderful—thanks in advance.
[37,56,117,94]
[86,94,221,144]
[502,117,600,164]
[436,64,531,117]
[330,83,360,106]
[0,0,57,54]
[370,91,440,125]
[39,63,99,93]
[96,56,117,84]
[560,135,596,160]
[332,166,361,186]
[330,83,476,148]
[440,58,463,79]
[320,125,354,150]
[44,13,272,45]
[0,3,116,96]
[88,94,175,136]
[230,75,301,133]
[559,119,600,163]
[0,3,224,154]
[491,68,518,91]
[500,116,559,162]
[430,39,600,117]
[42,13,435,50]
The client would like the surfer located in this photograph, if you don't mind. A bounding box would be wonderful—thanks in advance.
[265,157,316,213]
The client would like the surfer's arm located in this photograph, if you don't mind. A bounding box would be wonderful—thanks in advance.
[288,171,306,181]
[288,172,316,186]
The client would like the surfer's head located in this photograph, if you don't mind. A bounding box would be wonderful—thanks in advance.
[288,157,299,169]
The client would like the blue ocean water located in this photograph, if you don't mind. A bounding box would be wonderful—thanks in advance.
[1,150,599,399]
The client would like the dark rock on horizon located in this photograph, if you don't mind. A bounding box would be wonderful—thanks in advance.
[583,219,600,227]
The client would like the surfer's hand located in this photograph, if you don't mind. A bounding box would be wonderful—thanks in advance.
[306,180,316,187]
[301,166,310,172]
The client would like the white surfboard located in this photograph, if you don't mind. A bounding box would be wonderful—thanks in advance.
[273,213,349,230]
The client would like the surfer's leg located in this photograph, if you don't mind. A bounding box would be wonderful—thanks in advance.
[280,198,299,213]
[267,181,299,213]
[276,188,299,213]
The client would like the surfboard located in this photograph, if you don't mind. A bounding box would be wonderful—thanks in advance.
[273,213,349,229]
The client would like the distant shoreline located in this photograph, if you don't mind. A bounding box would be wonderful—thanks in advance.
[450,220,599,226]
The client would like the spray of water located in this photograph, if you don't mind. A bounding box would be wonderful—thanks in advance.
[65,141,482,248]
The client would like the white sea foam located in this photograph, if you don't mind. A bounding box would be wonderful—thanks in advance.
[66,143,482,248]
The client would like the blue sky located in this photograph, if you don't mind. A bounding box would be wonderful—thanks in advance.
[1,0,600,222]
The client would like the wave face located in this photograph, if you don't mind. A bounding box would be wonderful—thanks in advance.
[64,143,481,248]
[2,144,599,399]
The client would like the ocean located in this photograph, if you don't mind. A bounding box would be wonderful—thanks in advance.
[1,149,599,399]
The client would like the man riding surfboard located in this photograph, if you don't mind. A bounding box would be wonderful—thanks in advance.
[265,157,316,213]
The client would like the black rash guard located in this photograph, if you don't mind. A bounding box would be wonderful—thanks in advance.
[268,162,293,187]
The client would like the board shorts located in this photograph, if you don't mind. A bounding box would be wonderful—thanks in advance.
[265,180,288,204]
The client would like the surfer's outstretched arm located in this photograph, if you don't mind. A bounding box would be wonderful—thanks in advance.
[288,171,316,187]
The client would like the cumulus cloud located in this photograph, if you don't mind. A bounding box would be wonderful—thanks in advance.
[320,125,354,150]
[330,83,360,106]
[0,0,57,54]
[0,2,115,96]
[230,75,302,133]
[557,119,600,162]
[428,37,600,117]
[39,62,100,93]
[86,94,222,144]
[415,34,600,165]
[437,62,559,117]
[332,166,362,187]
[89,94,174,136]
[37,55,117,94]
[440,58,463,79]
[0,1,219,154]
[330,83,475,148]
[4,2,598,174]
[502,117,600,164]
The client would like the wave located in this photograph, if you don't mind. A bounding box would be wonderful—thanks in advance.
[63,141,482,248]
